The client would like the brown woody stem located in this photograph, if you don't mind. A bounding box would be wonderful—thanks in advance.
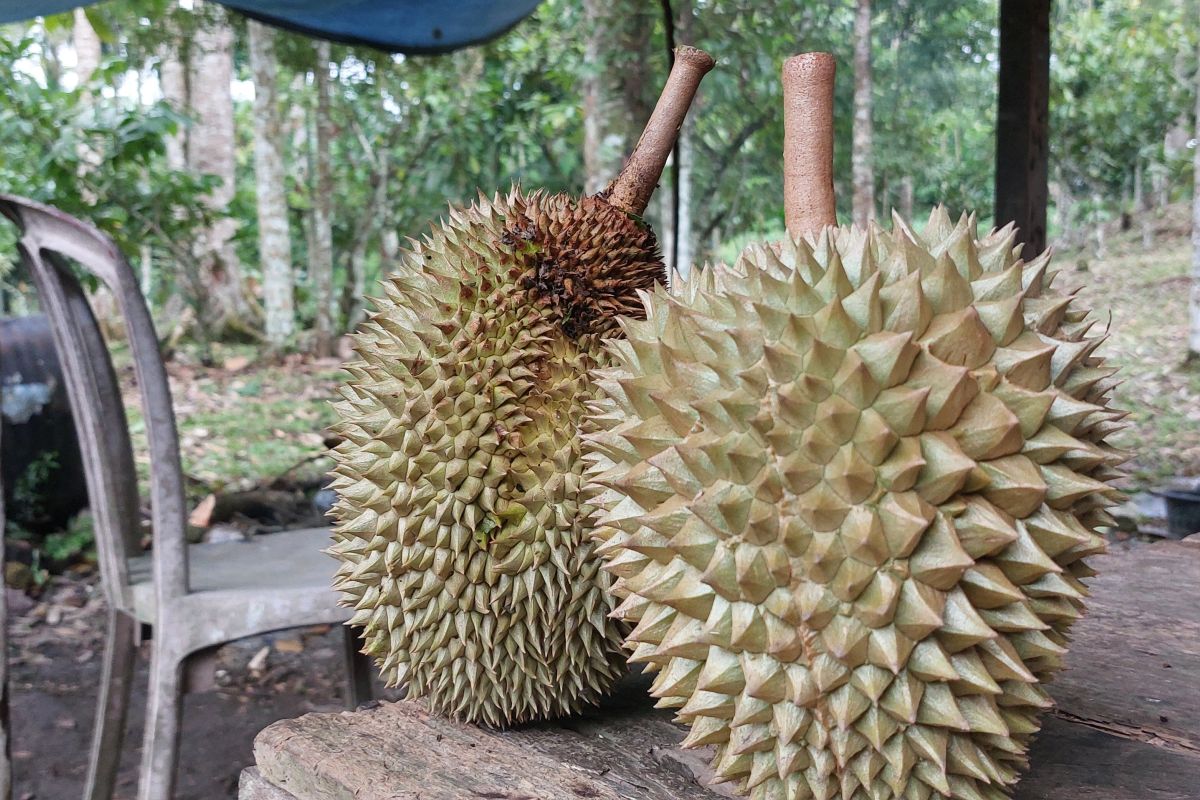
[605,46,715,216]
[783,52,837,237]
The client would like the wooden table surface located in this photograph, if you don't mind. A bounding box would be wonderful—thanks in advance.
[240,537,1200,800]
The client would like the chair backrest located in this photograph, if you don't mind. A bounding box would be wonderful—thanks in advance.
[0,195,188,609]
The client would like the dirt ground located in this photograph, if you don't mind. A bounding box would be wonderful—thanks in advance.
[7,576,397,800]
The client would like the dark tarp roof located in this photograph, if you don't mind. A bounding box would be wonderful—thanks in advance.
[0,1,541,53]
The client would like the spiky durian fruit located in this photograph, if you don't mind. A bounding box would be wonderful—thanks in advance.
[327,189,658,725]
[327,46,715,727]
[585,208,1125,799]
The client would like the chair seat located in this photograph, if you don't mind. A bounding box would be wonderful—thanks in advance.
[127,527,344,622]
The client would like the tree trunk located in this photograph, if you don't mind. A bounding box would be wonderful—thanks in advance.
[248,20,296,349]
[341,150,390,332]
[311,41,336,357]
[1050,179,1076,249]
[994,0,1051,256]
[159,38,188,170]
[140,242,153,300]
[188,1,251,338]
[659,166,675,273]
[675,130,696,279]
[1134,159,1146,211]
[851,0,875,227]
[1188,33,1200,359]
[72,8,101,87]
[1135,159,1156,249]
[1092,192,1107,261]
[581,0,653,196]
[581,0,611,196]
[674,0,696,280]
[899,175,914,220]
[73,8,102,201]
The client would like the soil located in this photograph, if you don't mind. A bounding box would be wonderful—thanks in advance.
[7,576,398,800]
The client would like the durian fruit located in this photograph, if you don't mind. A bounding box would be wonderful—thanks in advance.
[327,47,715,727]
[584,206,1126,799]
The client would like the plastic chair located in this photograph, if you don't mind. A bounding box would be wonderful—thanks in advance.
[0,195,372,800]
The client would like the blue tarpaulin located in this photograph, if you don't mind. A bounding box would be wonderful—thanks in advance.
[0,1,541,53]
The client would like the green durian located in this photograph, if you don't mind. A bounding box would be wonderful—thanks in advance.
[328,47,715,726]
[584,208,1126,799]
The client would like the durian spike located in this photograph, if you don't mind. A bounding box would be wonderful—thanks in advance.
[783,52,837,238]
[606,45,715,216]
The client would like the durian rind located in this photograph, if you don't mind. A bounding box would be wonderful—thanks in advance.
[584,207,1125,799]
[329,189,655,726]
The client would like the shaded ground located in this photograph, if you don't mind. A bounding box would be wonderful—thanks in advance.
[8,577,394,800]
[9,343,389,800]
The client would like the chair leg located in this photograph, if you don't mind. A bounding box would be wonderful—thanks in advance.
[136,637,183,800]
[84,609,137,800]
[341,626,373,710]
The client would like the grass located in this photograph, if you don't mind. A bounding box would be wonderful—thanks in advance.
[120,343,344,499]
[1055,203,1198,488]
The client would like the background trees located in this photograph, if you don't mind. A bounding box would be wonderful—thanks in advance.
[0,0,1196,351]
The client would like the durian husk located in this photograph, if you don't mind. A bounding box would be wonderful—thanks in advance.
[328,188,664,726]
[584,208,1126,799]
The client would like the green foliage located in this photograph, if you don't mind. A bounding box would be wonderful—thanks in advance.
[4,450,95,577]
[1,0,1195,327]
[8,449,60,531]
[0,27,214,308]
[41,511,97,565]
[1052,1,1199,213]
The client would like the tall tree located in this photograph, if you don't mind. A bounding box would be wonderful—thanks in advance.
[852,0,875,226]
[158,36,187,171]
[674,0,697,279]
[580,0,654,195]
[581,0,613,196]
[248,20,295,348]
[311,40,335,357]
[1188,34,1200,361]
[72,8,101,86]
[72,9,102,198]
[188,1,253,338]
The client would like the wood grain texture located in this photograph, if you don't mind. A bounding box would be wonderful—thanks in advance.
[1048,536,1200,755]
[238,768,299,800]
[1017,717,1200,800]
[245,538,1200,800]
[252,678,739,800]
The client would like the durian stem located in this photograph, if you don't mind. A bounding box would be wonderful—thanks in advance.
[605,46,715,216]
[783,52,838,237]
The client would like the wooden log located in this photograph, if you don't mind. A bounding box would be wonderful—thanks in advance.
[243,538,1200,800]
[1018,717,1200,800]
[238,768,298,800]
[251,677,739,800]
[994,0,1051,256]
[1047,536,1200,753]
